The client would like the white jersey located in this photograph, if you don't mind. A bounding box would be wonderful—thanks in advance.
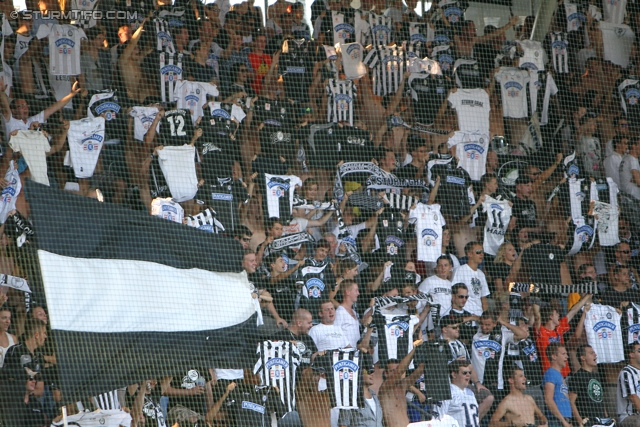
[418,275,452,317]
[447,131,490,181]
[309,323,350,351]
[14,34,32,61]
[517,40,546,71]
[68,116,105,179]
[600,21,634,68]
[265,174,302,219]
[495,67,531,119]
[451,264,490,316]
[253,340,301,413]
[340,43,367,81]
[603,0,627,24]
[51,409,132,427]
[9,130,51,186]
[130,106,160,142]
[0,161,20,224]
[332,11,355,45]
[565,3,586,31]
[529,71,558,126]
[482,197,512,256]
[327,79,356,127]
[157,145,198,203]
[36,24,86,75]
[550,32,570,74]
[409,203,446,263]
[151,197,184,223]
[591,200,619,246]
[618,364,640,420]
[626,303,640,345]
[447,89,490,134]
[584,304,624,363]
[408,415,460,427]
[447,384,480,427]
[471,326,514,387]
[173,81,219,124]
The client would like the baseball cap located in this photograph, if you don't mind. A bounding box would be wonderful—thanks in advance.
[440,316,461,328]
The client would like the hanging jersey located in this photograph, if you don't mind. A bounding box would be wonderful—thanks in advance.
[453,58,483,89]
[0,161,20,224]
[372,310,419,367]
[376,210,409,262]
[253,340,301,412]
[447,131,490,181]
[603,0,627,24]
[364,45,407,97]
[517,40,545,70]
[591,200,619,246]
[327,79,356,126]
[447,384,479,427]
[482,197,512,256]
[440,0,465,24]
[550,32,570,73]
[186,208,224,234]
[407,57,441,74]
[618,77,640,126]
[565,3,587,32]
[157,145,198,203]
[151,197,184,223]
[495,67,530,119]
[159,52,184,103]
[448,88,490,133]
[471,326,513,387]
[159,109,195,146]
[87,90,131,141]
[36,24,86,75]
[173,80,219,124]
[204,101,246,138]
[332,11,356,45]
[512,337,543,386]
[51,410,132,427]
[624,302,640,345]
[322,349,364,410]
[433,45,455,75]
[433,165,473,219]
[529,71,558,126]
[264,173,302,220]
[281,39,313,103]
[585,304,624,363]
[368,12,392,46]
[198,134,237,183]
[153,17,174,52]
[341,42,367,80]
[298,261,333,317]
[409,73,452,126]
[409,203,446,262]
[418,275,452,318]
[130,106,160,142]
[14,34,32,62]
[335,125,375,164]
[600,21,634,68]
[227,384,286,427]
[67,116,105,179]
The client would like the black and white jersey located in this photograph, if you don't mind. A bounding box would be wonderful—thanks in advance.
[92,390,122,410]
[305,123,342,170]
[327,79,357,126]
[87,90,130,141]
[264,174,302,220]
[618,77,640,127]
[206,179,249,232]
[51,409,132,427]
[625,303,640,345]
[227,384,287,427]
[376,210,410,262]
[453,58,483,89]
[204,101,246,139]
[368,12,393,47]
[317,348,364,410]
[372,310,419,367]
[281,39,314,103]
[482,197,512,256]
[618,364,640,420]
[409,73,453,126]
[153,16,174,52]
[446,339,470,362]
[471,326,515,388]
[528,71,558,126]
[159,52,184,103]
[297,260,334,318]
[159,109,195,146]
[168,367,211,414]
[364,45,407,96]
[549,32,570,74]
[253,340,301,412]
[185,208,225,234]
[432,44,455,75]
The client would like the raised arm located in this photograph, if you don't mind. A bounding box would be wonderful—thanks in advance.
[44,81,82,120]
[120,19,146,63]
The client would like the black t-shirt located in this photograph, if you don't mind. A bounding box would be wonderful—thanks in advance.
[198,135,238,184]
[272,330,318,368]
[445,308,477,343]
[395,163,423,181]
[168,367,211,414]
[523,244,566,286]
[226,384,286,427]
[409,74,453,126]
[159,109,195,146]
[486,262,511,294]
[568,369,606,419]
[601,287,640,309]
[512,197,537,230]
[3,395,46,427]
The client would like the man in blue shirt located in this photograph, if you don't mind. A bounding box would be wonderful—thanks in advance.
[543,343,572,427]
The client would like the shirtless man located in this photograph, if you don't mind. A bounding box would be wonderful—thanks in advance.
[491,366,548,427]
[379,344,424,427]
[119,19,152,103]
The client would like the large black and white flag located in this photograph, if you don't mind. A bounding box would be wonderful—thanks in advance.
[26,181,258,402]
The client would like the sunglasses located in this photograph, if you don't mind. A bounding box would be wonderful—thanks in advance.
[366,368,375,374]
[447,325,459,329]
[457,295,469,299]
[475,250,484,254]
[28,375,41,381]
[618,250,631,254]
[459,370,472,375]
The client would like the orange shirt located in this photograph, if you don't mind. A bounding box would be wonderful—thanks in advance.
[248,53,271,95]
[535,317,571,377]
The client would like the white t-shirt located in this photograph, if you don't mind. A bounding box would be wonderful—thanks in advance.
[9,130,51,185]
[604,151,623,186]
[0,161,20,224]
[340,42,367,81]
[584,303,624,363]
[529,71,558,126]
[482,197,512,256]
[409,203,446,263]
[603,0,627,24]
[418,275,452,316]
[620,153,640,199]
[446,384,480,427]
[151,197,184,223]
[309,323,350,351]
[36,24,87,75]
[67,116,105,179]
[51,409,132,427]
[447,131,490,181]
[451,264,490,316]
[129,106,160,142]
[447,89,490,134]
[334,306,361,349]
[174,81,219,124]
[495,67,530,119]
[600,21,634,68]
[157,145,198,203]
[517,40,546,71]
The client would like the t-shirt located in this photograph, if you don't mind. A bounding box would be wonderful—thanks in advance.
[447,131,490,181]
[536,317,571,377]
[173,80,219,124]
[600,21,634,68]
[568,369,606,419]
[36,24,87,75]
[602,287,640,309]
[620,153,640,199]
[409,203,446,263]
[4,111,46,137]
[157,145,198,203]
[618,364,640,420]
[471,326,514,388]
[451,264,490,316]
[9,130,51,186]
[408,73,452,126]
[67,116,105,179]
[446,384,479,427]
[309,323,350,351]
[418,275,452,317]
[512,197,537,230]
[495,67,530,119]
[334,306,361,350]
[603,0,627,24]
[159,109,195,147]
[129,106,160,142]
[448,88,490,133]
[517,40,546,70]
[543,367,571,419]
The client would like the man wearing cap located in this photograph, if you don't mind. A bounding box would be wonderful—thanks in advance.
[338,359,383,427]
[511,174,542,234]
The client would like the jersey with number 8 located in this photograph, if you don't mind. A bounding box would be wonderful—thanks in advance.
[159,109,195,146]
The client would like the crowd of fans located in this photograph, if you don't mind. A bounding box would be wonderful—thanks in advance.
[2,0,640,425]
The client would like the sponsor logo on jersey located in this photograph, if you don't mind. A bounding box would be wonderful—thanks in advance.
[520,62,538,70]
[211,108,231,120]
[242,401,266,414]
[264,119,282,127]
[522,343,538,361]
[1,185,15,203]
[185,94,199,109]
[95,102,121,120]
[372,24,390,41]
[438,54,454,71]
[567,12,586,29]
[593,320,616,339]
[443,6,463,23]
[473,340,502,359]
[568,164,580,176]
[421,228,438,246]
[505,81,523,97]
[411,34,428,43]
[160,64,182,82]
[334,23,355,39]
[306,277,326,298]
[576,225,594,243]
[552,40,567,55]
[446,175,466,185]
[333,359,359,381]
[464,143,485,160]
[266,357,289,379]
[55,38,75,54]
[211,192,233,201]
[626,88,640,105]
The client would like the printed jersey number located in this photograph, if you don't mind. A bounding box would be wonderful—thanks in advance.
[167,115,186,137]
[463,402,479,427]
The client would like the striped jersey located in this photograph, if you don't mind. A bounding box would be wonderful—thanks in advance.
[185,208,225,234]
[549,32,569,73]
[253,340,301,412]
[617,364,640,420]
[36,24,86,76]
[372,310,419,367]
[368,12,393,47]
[159,52,184,103]
[323,348,364,409]
[364,45,407,96]
[327,79,356,126]
[624,302,640,344]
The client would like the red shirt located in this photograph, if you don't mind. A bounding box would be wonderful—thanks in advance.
[248,53,271,95]
[536,317,571,377]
